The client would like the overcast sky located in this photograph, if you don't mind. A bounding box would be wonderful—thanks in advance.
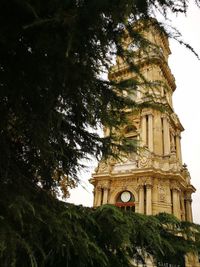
[68,2,200,224]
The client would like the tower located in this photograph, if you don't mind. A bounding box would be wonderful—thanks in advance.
[90,19,195,223]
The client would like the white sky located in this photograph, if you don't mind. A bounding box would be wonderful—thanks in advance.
[68,2,200,224]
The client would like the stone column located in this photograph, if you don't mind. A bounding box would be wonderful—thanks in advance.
[181,195,186,221]
[148,114,153,152]
[176,134,182,164]
[185,198,193,222]
[138,185,145,214]
[102,187,109,205]
[96,187,102,207]
[172,188,181,220]
[163,117,170,155]
[154,113,163,155]
[146,184,152,215]
[141,115,147,146]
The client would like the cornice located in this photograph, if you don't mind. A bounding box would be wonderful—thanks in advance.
[109,54,176,92]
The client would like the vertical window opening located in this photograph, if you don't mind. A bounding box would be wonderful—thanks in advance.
[144,185,146,215]
[146,115,149,146]
[100,188,104,205]
[174,136,177,154]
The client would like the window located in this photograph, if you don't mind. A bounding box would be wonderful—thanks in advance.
[115,191,135,212]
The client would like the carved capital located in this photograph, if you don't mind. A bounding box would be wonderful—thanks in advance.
[144,177,152,186]
[185,191,192,200]
[146,184,152,189]
[170,180,179,191]
[96,186,102,191]
[171,187,180,192]
[137,184,144,192]
[99,180,110,189]
[137,177,146,186]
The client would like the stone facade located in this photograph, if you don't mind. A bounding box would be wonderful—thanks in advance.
[90,19,199,267]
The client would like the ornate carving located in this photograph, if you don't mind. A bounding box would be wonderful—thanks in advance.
[98,180,110,189]
[145,177,152,186]
[171,113,178,125]
[137,184,144,192]
[170,112,183,130]
[96,186,102,191]
[96,160,114,173]
[158,184,166,202]
[182,164,191,184]
[138,149,152,168]
[139,156,149,167]
[129,152,138,162]
[170,180,180,191]
[111,178,137,188]
[137,177,146,185]
[96,161,108,173]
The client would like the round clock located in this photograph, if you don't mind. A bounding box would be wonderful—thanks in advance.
[120,191,131,203]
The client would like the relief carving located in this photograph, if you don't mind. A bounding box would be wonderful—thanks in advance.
[138,149,152,168]
[170,180,180,191]
[112,178,137,188]
[95,161,108,173]
[171,113,178,125]
[96,160,114,173]
[98,180,110,189]
[182,164,191,184]
[158,185,166,202]
[144,177,152,186]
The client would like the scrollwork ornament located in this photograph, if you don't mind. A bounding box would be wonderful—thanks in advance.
[158,185,166,202]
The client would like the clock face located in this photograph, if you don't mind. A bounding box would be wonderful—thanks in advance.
[120,191,131,203]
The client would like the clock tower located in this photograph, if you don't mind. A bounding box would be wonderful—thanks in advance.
[90,19,196,224]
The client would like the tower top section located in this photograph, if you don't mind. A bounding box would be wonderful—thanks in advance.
[127,18,171,56]
[109,18,176,99]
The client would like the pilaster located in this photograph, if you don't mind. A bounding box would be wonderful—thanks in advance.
[138,185,145,214]
[176,134,182,165]
[96,187,102,207]
[172,187,181,220]
[154,112,163,155]
[141,115,147,146]
[185,197,193,222]
[148,114,153,152]
[163,116,170,156]
[146,184,152,215]
[102,187,109,205]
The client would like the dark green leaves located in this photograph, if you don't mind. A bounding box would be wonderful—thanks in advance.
[1,185,200,267]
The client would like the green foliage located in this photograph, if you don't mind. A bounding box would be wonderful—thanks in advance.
[0,183,106,267]
[1,184,200,267]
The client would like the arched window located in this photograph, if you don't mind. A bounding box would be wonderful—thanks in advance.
[115,191,135,212]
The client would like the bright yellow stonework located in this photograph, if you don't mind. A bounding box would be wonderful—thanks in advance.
[90,19,199,267]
